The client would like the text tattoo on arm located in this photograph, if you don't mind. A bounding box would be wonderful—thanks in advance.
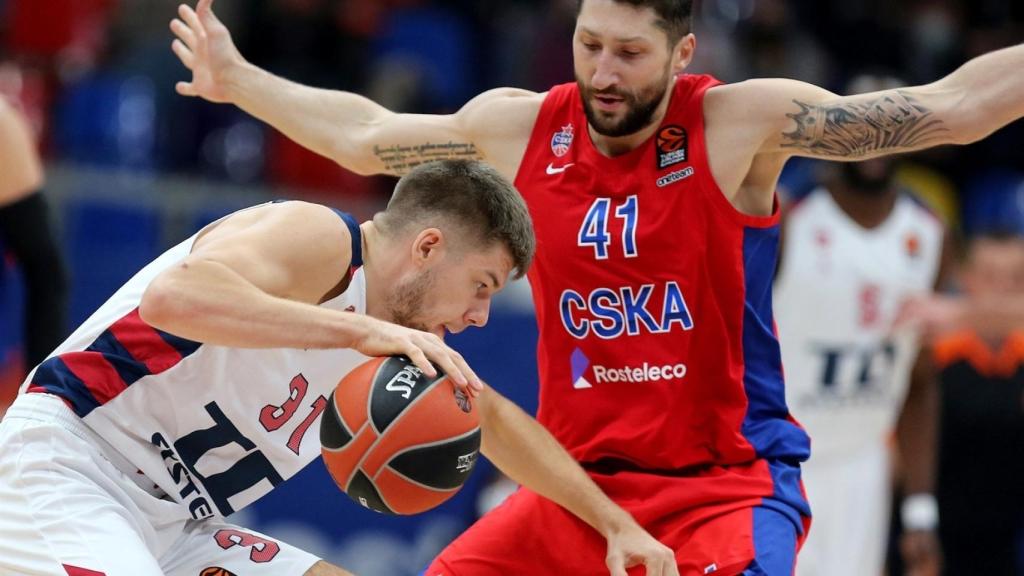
[781,91,949,158]
[373,141,483,174]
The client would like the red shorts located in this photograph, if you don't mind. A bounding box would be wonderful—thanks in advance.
[427,459,810,576]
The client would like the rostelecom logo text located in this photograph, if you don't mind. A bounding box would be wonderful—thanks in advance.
[571,348,687,389]
[593,362,688,384]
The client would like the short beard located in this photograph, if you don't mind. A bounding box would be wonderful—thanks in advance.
[386,268,435,332]
[578,66,672,137]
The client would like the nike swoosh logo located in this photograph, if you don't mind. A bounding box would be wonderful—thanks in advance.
[546,162,575,175]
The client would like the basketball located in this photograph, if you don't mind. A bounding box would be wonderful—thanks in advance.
[319,355,481,515]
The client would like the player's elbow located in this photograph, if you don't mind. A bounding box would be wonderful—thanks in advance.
[139,270,190,331]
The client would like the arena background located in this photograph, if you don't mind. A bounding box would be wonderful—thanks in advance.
[1,1,1022,574]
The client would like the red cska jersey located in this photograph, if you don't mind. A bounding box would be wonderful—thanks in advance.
[514,75,810,473]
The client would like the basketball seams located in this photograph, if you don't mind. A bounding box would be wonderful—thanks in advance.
[359,374,449,476]
[376,427,481,480]
[319,391,355,452]
[380,468,463,496]
[365,358,392,435]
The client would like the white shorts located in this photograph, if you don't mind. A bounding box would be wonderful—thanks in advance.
[796,441,892,576]
[0,394,320,576]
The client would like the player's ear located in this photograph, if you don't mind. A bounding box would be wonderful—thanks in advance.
[672,33,696,74]
[411,228,446,268]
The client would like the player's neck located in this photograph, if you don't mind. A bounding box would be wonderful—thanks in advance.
[829,185,898,230]
[359,222,388,319]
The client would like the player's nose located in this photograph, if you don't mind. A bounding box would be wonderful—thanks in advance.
[591,53,620,90]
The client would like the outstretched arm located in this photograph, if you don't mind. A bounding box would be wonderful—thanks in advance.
[710,43,1024,163]
[170,0,541,179]
[477,387,679,576]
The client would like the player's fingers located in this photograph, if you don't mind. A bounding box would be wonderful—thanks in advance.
[197,0,215,17]
[643,556,665,576]
[170,18,198,51]
[428,347,469,389]
[179,3,206,42]
[445,349,482,394]
[175,81,198,97]
[171,39,195,69]
[605,557,628,576]
[405,347,438,379]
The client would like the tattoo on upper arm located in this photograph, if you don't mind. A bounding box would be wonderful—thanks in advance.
[781,91,949,158]
[373,141,483,175]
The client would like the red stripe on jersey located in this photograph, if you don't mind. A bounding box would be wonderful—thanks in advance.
[107,308,184,374]
[58,351,127,405]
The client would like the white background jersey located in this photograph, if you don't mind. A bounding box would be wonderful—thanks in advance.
[775,188,943,458]
[19,209,369,519]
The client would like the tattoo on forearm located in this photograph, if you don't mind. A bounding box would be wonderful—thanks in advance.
[373,141,482,174]
[781,91,949,158]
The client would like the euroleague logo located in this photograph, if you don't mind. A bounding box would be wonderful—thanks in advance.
[550,123,575,157]
[656,125,688,169]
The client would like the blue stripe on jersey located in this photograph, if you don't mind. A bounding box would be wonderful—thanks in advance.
[156,329,203,358]
[31,357,102,417]
[86,330,152,387]
[739,224,810,460]
[331,209,363,268]
[740,224,811,522]
[32,316,203,418]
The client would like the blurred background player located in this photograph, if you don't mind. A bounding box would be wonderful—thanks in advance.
[0,96,67,409]
[907,230,1024,575]
[774,74,949,576]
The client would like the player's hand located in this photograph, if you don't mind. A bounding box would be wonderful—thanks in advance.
[170,0,245,103]
[901,529,942,576]
[893,294,966,339]
[605,521,679,576]
[353,318,483,396]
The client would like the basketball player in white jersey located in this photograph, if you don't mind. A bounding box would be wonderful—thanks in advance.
[775,76,949,576]
[0,160,676,576]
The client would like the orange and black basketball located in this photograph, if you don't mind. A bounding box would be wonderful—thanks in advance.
[319,355,481,515]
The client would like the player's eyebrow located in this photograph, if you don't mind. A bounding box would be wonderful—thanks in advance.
[578,26,647,44]
[487,271,502,290]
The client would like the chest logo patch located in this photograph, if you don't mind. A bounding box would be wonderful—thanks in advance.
[656,125,688,169]
[551,123,575,157]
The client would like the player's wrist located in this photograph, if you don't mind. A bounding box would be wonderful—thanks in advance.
[901,492,939,531]
[221,59,260,104]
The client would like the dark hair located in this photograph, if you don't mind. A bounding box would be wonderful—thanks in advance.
[576,0,694,46]
[377,160,535,279]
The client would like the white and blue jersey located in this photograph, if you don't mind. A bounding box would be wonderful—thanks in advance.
[20,205,368,519]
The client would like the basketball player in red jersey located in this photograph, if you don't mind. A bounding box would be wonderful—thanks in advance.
[171,0,1024,572]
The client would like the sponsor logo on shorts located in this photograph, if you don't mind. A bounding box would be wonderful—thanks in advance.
[551,123,575,157]
[200,568,238,576]
[656,125,688,169]
[656,166,695,188]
